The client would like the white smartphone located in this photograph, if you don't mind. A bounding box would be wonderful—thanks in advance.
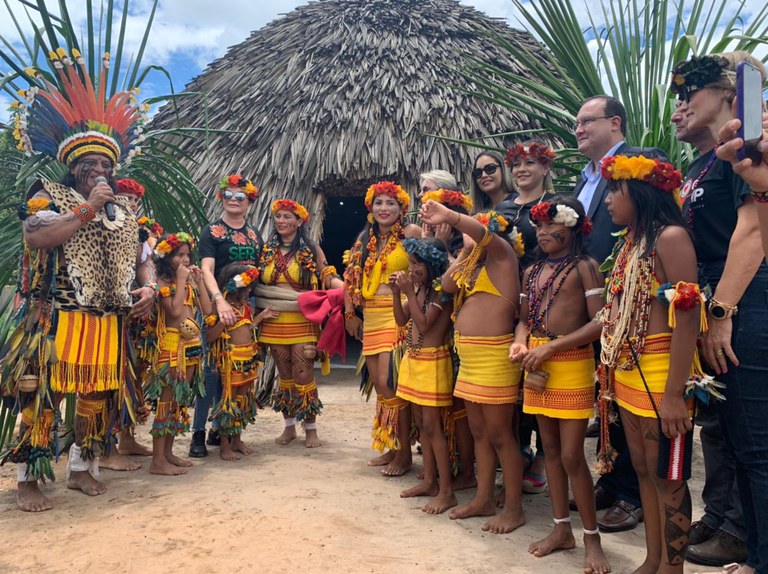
[736,61,765,163]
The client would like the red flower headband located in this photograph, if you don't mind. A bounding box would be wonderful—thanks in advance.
[600,155,683,194]
[530,202,592,235]
[217,174,259,201]
[364,181,411,211]
[505,143,556,167]
[116,178,145,198]
[272,199,310,223]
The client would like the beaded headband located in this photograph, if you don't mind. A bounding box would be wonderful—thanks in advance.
[669,55,730,100]
[420,189,473,213]
[600,155,683,194]
[217,174,259,201]
[505,142,556,166]
[474,211,509,234]
[364,181,410,211]
[154,232,194,259]
[223,267,260,295]
[402,237,449,267]
[272,199,310,223]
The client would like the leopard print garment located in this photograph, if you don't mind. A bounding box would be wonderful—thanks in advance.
[44,179,138,310]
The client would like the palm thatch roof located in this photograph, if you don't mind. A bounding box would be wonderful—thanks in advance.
[151,0,558,236]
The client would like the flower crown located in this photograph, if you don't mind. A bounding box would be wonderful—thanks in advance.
[669,55,729,100]
[116,178,145,198]
[272,199,310,223]
[402,237,449,267]
[137,215,164,237]
[474,211,509,234]
[154,232,194,258]
[421,189,473,213]
[509,226,526,259]
[600,155,683,194]
[223,267,260,295]
[364,181,410,211]
[217,174,259,201]
[530,202,592,235]
[505,142,556,166]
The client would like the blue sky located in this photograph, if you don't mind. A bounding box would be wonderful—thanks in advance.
[1,0,764,124]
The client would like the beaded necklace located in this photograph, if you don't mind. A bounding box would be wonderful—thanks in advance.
[526,256,578,339]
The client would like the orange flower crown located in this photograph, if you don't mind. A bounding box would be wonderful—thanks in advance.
[421,189,473,213]
[505,142,556,166]
[474,211,509,234]
[116,178,145,198]
[364,181,410,212]
[217,174,259,201]
[154,232,195,259]
[137,215,164,237]
[600,155,683,194]
[272,199,310,223]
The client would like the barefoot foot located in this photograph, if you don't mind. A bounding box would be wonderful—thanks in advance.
[149,460,189,476]
[482,506,526,534]
[305,428,322,448]
[275,425,297,446]
[117,435,152,456]
[449,498,496,520]
[16,481,53,512]
[583,532,611,573]
[368,450,395,467]
[452,472,477,492]
[231,438,253,455]
[381,450,412,477]
[99,452,141,471]
[495,488,505,509]
[400,480,438,498]
[165,453,193,468]
[220,443,241,461]
[528,527,576,557]
[67,470,108,496]
[422,491,458,515]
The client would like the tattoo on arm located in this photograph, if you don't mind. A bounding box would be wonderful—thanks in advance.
[24,212,78,233]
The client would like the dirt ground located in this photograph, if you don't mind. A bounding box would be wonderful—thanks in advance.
[0,367,712,574]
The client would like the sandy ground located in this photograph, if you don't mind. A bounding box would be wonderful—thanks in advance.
[1,367,713,574]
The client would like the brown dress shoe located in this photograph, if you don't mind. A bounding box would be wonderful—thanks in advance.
[597,499,643,533]
[688,520,717,546]
[569,485,615,511]
[686,530,748,566]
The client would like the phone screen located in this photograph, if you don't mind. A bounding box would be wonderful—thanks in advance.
[737,61,765,162]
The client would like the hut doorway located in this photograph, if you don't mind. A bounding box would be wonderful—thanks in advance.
[321,195,367,271]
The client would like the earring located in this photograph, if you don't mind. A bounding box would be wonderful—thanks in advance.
[367,213,374,224]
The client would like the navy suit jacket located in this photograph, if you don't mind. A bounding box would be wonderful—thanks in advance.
[573,143,666,266]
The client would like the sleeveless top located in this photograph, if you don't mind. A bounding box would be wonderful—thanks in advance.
[361,242,409,299]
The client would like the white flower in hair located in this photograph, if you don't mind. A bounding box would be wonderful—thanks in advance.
[553,205,579,227]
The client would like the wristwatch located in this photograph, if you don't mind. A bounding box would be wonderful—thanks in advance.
[708,298,738,320]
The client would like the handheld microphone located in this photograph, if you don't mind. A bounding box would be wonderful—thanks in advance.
[95,176,116,222]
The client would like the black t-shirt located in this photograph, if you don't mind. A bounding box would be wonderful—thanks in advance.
[198,219,263,272]
[496,192,555,270]
[680,153,749,263]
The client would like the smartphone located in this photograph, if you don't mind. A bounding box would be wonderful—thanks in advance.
[736,61,765,163]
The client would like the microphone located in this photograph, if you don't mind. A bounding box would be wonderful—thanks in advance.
[95,176,116,222]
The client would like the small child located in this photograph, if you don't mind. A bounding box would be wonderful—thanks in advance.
[207,263,276,461]
[508,196,610,573]
[148,233,212,476]
[391,238,455,514]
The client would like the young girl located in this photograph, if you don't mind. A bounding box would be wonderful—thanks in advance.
[391,238,455,514]
[598,154,704,574]
[148,233,212,476]
[208,263,276,461]
[508,196,610,573]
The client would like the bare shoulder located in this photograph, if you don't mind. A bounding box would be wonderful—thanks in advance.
[655,225,694,252]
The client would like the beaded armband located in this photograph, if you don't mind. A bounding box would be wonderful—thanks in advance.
[72,203,95,224]
[657,281,708,331]
[158,285,176,298]
[751,190,768,204]
[143,281,159,293]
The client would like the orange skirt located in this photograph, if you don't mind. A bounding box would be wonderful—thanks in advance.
[362,295,402,356]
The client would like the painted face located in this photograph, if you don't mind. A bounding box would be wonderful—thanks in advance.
[274,209,301,237]
[407,254,427,286]
[70,153,114,195]
[371,194,402,226]
[575,99,619,160]
[535,221,572,254]
[473,155,503,196]
[684,86,731,131]
[605,181,635,226]
[511,158,549,192]
[418,178,439,199]
[169,244,191,272]
[222,186,250,216]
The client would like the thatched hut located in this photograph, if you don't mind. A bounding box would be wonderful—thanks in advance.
[151,0,556,266]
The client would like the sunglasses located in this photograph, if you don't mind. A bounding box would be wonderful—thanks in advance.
[472,163,501,180]
[223,190,248,202]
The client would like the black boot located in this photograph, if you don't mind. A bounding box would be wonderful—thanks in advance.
[189,429,208,458]
[206,429,221,446]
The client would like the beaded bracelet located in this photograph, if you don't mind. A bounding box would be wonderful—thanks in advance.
[751,190,768,204]
[143,281,159,293]
[72,203,95,224]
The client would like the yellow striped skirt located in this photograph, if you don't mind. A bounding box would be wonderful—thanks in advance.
[454,333,520,405]
[396,345,454,407]
[362,295,401,356]
[522,336,595,419]
[258,311,319,345]
[158,328,202,369]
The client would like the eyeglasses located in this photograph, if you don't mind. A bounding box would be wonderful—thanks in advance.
[471,164,501,180]
[573,116,614,130]
[223,190,247,202]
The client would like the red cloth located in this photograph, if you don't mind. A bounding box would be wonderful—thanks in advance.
[297,288,346,361]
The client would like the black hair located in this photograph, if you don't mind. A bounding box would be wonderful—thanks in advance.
[583,95,627,136]
[154,237,196,282]
[266,219,319,289]
[532,194,590,261]
[216,262,252,292]
[406,237,449,291]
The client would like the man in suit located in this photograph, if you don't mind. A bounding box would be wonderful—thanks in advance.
[571,95,644,533]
